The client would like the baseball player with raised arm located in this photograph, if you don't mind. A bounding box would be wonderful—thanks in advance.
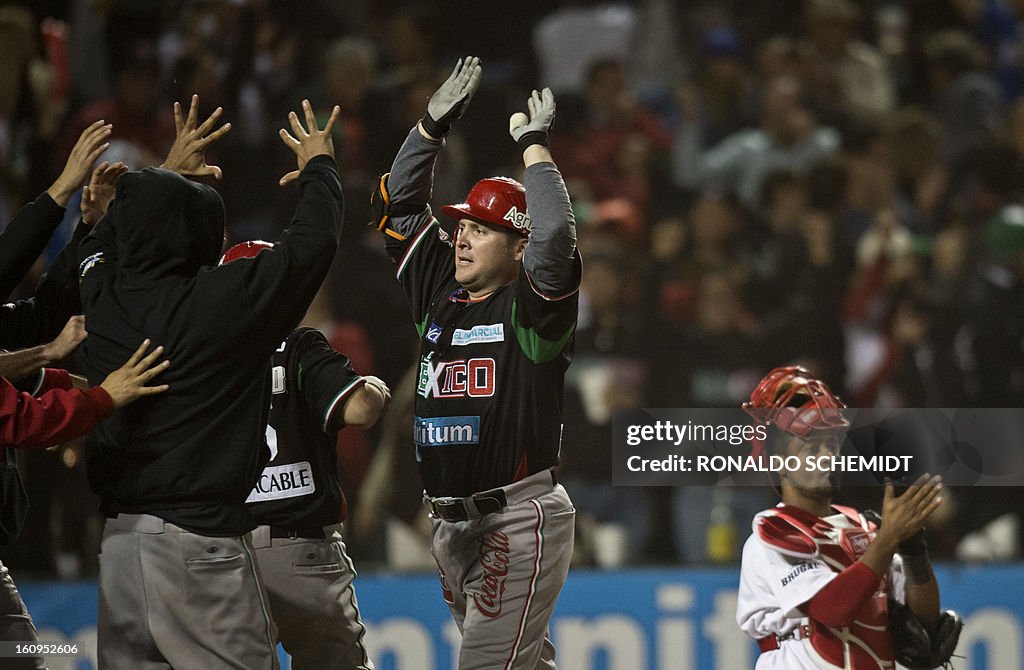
[373,56,580,669]
[80,97,343,669]
[737,366,961,670]
[220,240,390,670]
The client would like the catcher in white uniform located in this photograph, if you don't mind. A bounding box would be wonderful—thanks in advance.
[736,366,961,670]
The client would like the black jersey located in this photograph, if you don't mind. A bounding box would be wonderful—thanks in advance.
[246,327,364,529]
[388,220,580,497]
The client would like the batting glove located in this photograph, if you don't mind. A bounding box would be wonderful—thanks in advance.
[422,56,482,138]
[509,87,555,152]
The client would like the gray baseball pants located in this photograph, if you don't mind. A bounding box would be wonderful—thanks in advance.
[251,523,373,669]
[97,513,278,669]
[429,471,574,670]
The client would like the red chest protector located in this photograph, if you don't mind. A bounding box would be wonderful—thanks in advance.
[757,504,895,670]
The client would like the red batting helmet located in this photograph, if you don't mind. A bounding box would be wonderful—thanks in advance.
[219,240,274,265]
[742,366,849,438]
[440,177,531,236]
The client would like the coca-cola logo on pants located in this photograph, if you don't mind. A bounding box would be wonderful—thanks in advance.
[474,531,510,618]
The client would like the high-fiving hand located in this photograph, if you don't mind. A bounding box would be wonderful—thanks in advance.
[81,161,128,225]
[509,87,556,151]
[278,100,340,186]
[161,94,232,179]
[47,119,112,206]
[421,56,482,139]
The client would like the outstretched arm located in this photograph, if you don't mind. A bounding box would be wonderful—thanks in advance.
[0,315,86,381]
[0,338,169,451]
[382,56,483,239]
[221,102,343,350]
[379,57,482,324]
[511,88,579,298]
[0,120,112,299]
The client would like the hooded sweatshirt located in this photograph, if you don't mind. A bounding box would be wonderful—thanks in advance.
[79,155,342,536]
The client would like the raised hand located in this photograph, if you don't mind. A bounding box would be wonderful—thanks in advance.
[99,339,171,408]
[878,474,944,545]
[421,56,482,139]
[509,87,556,150]
[81,161,128,225]
[161,94,232,179]
[277,100,340,186]
[48,119,112,206]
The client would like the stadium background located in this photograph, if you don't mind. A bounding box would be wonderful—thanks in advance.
[1,0,1024,667]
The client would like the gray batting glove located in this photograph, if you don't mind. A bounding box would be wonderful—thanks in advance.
[509,88,555,151]
[421,56,482,138]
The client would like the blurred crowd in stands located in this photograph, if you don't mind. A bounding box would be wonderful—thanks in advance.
[1,0,1023,573]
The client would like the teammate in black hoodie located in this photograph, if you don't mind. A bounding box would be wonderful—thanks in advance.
[78,97,343,669]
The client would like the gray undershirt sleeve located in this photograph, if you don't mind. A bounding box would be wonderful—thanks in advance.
[522,162,578,297]
[387,127,444,237]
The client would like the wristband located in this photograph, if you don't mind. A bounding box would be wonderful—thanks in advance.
[898,531,927,556]
[902,551,934,586]
[516,130,549,153]
[420,113,449,139]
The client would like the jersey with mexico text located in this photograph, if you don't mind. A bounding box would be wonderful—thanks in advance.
[387,220,580,497]
[246,327,365,529]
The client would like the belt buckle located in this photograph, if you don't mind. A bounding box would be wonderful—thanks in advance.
[431,498,467,521]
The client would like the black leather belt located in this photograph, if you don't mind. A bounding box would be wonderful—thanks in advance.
[269,526,324,540]
[429,489,507,522]
[428,470,558,522]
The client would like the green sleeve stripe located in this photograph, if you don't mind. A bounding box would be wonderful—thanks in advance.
[323,376,367,432]
[414,312,431,338]
[511,300,576,364]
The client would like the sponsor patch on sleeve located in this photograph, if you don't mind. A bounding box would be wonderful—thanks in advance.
[78,252,105,280]
[426,322,443,344]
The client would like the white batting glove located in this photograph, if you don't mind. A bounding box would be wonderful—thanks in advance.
[422,56,482,138]
[509,87,555,151]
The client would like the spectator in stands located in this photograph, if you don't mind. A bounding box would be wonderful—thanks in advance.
[924,30,1004,162]
[799,0,894,121]
[561,249,652,566]
[673,76,840,209]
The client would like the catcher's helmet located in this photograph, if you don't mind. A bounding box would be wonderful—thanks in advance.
[742,366,849,437]
[219,240,274,265]
[440,177,531,236]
